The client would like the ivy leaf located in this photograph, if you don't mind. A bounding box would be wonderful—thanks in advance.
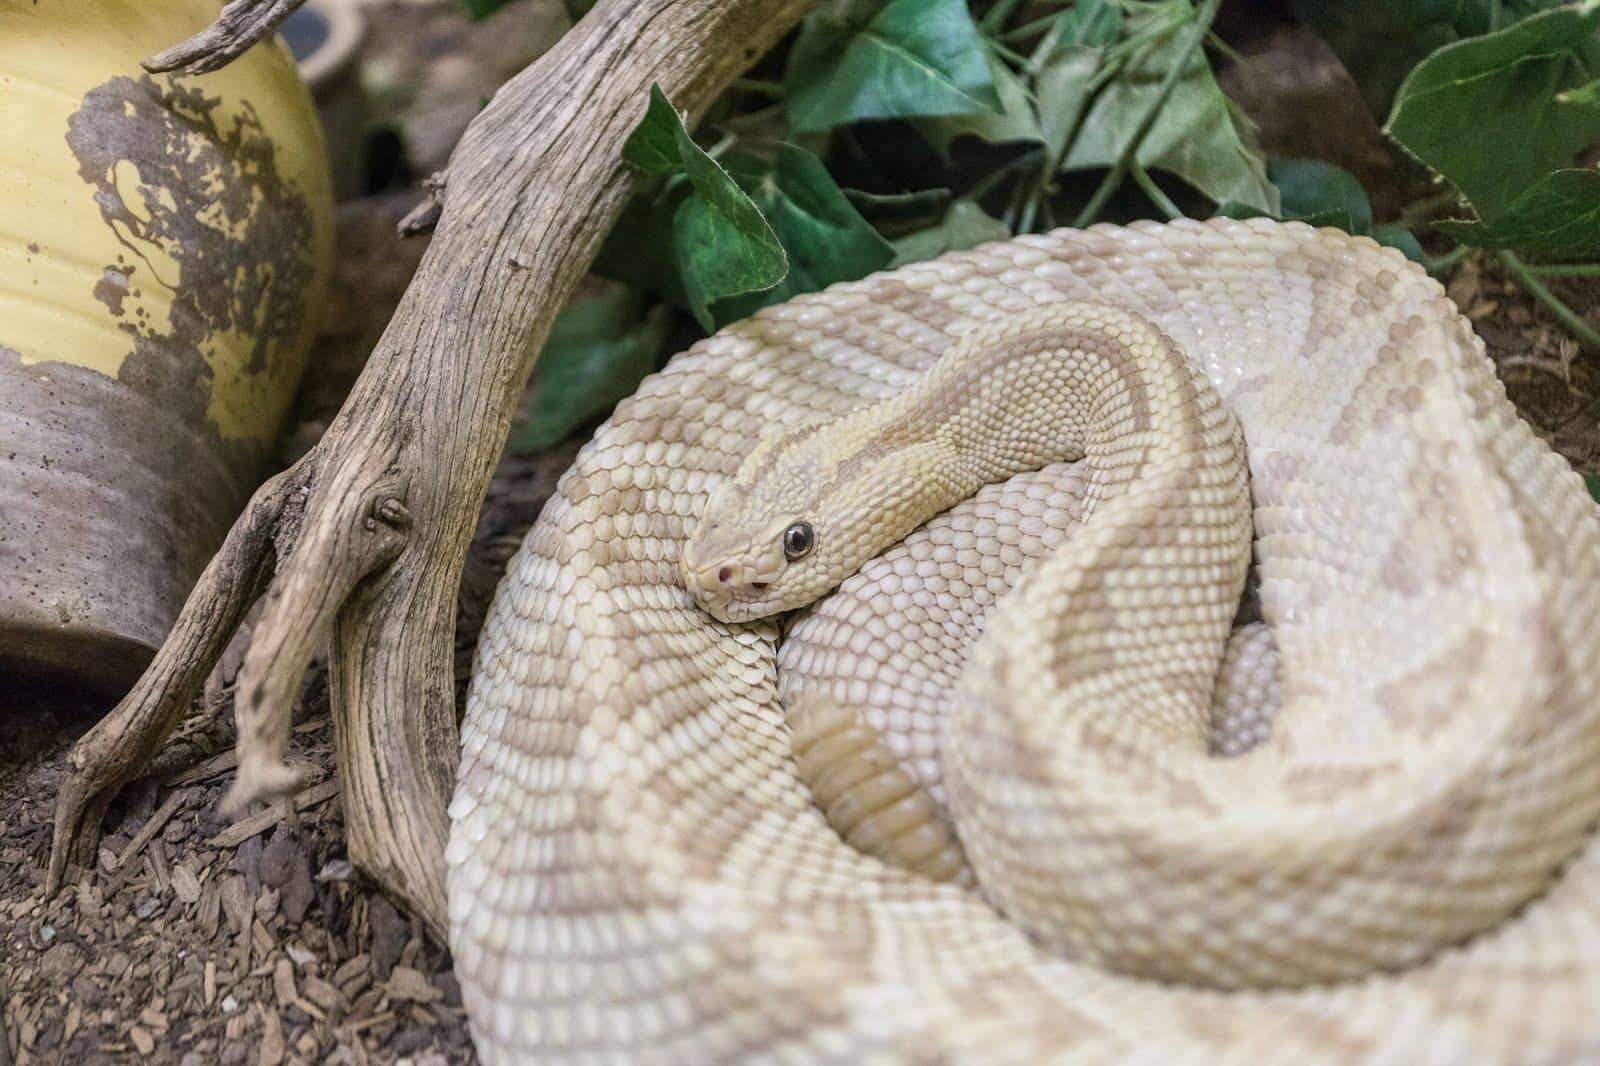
[1436,168,1600,260]
[917,46,1041,151]
[786,0,1002,133]
[712,146,896,322]
[1563,76,1600,107]
[515,290,671,452]
[620,85,788,330]
[1057,0,1122,48]
[1036,43,1102,162]
[621,84,687,176]
[673,189,787,332]
[1385,2,1600,227]
[1059,4,1278,214]
[890,201,1011,266]
[1268,158,1373,233]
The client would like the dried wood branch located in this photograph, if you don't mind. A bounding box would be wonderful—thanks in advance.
[52,0,814,936]
[144,0,308,75]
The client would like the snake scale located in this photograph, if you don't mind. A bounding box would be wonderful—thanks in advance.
[446,219,1600,1063]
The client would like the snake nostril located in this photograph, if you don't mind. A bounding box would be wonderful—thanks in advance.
[718,567,733,584]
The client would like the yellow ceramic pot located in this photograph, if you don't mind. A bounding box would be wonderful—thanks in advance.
[0,2,332,696]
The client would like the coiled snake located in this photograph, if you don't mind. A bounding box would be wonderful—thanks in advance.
[447,219,1600,1063]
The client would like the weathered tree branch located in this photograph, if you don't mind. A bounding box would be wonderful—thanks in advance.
[144,0,309,75]
[51,0,814,937]
[47,464,307,891]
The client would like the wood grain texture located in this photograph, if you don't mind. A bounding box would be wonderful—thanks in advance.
[52,0,814,936]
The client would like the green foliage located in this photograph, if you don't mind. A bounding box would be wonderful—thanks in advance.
[519,0,1600,449]
[786,0,1001,132]
[1385,1,1600,253]
[514,290,670,453]
[1056,2,1276,214]
[1267,159,1372,233]
[1217,158,1423,260]
[1436,169,1600,260]
[623,85,787,330]
[716,147,895,317]
[1370,223,1426,263]
[1293,0,1600,348]
[1587,473,1600,503]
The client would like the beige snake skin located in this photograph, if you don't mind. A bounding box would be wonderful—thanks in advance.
[447,219,1600,1064]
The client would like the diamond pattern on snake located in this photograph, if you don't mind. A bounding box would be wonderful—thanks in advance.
[448,219,1600,1064]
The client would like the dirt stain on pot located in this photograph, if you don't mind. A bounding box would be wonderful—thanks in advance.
[65,74,316,448]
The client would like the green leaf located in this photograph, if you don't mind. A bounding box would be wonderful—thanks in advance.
[1385,3,1600,226]
[622,84,686,176]
[673,191,787,332]
[1371,222,1426,262]
[917,45,1041,150]
[1057,0,1122,48]
[1059,4,1278,214]
[1292,0,1563,119]
[1562,76,1600,106]
[619,85,788,331]
[890,200,1011,266]
[1268,158,1373,233]
[1436,168,1600,261]
[786,0,1002,133]
[1213,200,1268,221]
[1037,43,1102,162]
[713,146,896,322]
[1587,473,1600,503]
[515,291,671,452]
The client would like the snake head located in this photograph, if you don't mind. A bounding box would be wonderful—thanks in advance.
[681,433,835,622]
[682,425,947,624]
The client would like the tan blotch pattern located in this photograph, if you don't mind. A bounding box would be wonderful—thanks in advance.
[448,219,1600,1064]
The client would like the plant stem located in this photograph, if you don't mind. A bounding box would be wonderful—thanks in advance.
[1003,166,1032,232]
[1423,243,1473,276]
[1131,161,1183,220]
[961,148,1044,203]
[1072,0,1220,228]
[1017,187,1040,233]
[1001,10,1065,43]
[730,77,784,98]
[1399,188,1460,228]
[703,130,739,160]
[987,38,1031,67]
[1499,250,1600,352]
[721,101,786,132]
[980,0,1028,33]
[1525,262,1600,277]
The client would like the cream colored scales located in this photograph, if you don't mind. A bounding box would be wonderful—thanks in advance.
[448,219,1600,1063]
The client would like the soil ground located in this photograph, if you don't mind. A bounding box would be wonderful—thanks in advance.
[3,6,1597,1065]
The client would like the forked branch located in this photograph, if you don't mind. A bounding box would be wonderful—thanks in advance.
[50,0,814,937]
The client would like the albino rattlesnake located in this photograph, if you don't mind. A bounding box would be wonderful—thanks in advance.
[447,219,1600,1063]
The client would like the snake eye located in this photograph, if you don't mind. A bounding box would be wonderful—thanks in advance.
[782,521,814,562]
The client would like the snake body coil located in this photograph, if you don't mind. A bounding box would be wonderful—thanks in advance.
[448,220,1600,1063]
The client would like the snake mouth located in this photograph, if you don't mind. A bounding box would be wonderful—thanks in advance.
[679,542,787,621]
